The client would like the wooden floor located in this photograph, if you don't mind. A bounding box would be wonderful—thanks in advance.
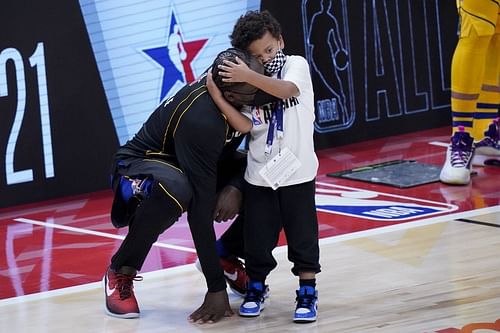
[1,127,499,332]
[1,207,499,333]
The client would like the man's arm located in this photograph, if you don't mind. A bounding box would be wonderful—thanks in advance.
[206,71,253,133]
[173,103,232,323]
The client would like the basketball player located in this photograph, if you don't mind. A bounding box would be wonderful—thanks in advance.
[440,0,500,185]
[103,48,263,324]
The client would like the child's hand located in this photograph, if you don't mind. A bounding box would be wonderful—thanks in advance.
[218,56,251,83]
[206,70,223,101]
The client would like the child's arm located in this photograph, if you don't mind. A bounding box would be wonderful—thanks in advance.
[206,71,253,134]
[218,57,299,99]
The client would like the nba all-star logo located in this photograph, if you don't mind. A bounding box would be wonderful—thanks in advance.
[143,8,208,101]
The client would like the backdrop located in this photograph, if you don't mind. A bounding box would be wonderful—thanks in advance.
[0,0,457,208]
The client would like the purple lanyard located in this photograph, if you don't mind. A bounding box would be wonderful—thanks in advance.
[265,70,284,155]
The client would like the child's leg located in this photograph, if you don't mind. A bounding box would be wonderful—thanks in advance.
[279,180,320,323]
[239,183,281,317]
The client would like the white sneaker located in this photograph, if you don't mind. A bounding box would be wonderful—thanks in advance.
[439,127,475,185]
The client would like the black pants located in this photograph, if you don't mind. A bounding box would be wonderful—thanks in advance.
[110,153,245,271]
[243,179,321,281]
[219,214,245,258]
[110,157,191,271]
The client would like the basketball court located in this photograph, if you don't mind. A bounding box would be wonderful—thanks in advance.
[1,127,499,332]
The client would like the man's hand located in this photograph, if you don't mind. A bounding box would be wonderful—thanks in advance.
[213,185,242,222]
[188,290,233,324]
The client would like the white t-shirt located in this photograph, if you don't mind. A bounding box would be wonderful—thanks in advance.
[243,55,319,187]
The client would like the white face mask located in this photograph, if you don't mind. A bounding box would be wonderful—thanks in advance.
[263,49,286,75]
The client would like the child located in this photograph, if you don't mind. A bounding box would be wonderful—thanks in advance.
[207,10,321,323]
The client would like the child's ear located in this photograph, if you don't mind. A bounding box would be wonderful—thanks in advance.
[278,36,285,49]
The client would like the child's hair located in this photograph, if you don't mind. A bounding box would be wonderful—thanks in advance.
[230,10,282,50]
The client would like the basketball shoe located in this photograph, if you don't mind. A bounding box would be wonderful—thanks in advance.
[239,280,269,317]
[103,267,143,318]
[439,126,475,185]
[294,285,318,323]
[472,118,500,166]
[195,256,249,297]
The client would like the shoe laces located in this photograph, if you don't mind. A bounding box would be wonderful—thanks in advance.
[449,130,473,167]
[296,287,316,309]
[114,273,143,300]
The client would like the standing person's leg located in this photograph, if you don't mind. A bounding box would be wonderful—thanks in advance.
[472,11,500,166]
[279,180,320,323]
[440,0,497,184]
[239,182,282,317]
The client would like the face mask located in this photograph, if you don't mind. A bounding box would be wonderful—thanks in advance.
[263,49,286,75]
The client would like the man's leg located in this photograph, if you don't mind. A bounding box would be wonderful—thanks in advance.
[472,12,500,166]
[104,180,183,318]
[217,215,244,258]
[213,215,249,296]
[440,0,497,184]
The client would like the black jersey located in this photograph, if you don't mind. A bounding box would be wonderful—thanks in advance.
[115,77,242,292]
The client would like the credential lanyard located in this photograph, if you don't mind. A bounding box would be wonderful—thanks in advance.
[265,69,284,155]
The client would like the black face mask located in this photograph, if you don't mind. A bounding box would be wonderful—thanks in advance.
[263,49,286,75]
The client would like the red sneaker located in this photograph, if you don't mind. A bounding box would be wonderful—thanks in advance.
[194,256,249,297]
[103,268,143,318]
[219,257,249,297]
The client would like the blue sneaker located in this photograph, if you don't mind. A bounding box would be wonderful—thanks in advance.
[239,281,268,317]
[294,286,318,323]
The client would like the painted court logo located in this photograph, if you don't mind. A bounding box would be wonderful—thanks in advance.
[315,182,458,221]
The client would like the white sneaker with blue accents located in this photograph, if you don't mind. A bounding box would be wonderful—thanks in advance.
[239,281,269,317]
[294,285,318,323]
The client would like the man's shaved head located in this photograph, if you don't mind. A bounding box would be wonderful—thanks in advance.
[211,48,263,107]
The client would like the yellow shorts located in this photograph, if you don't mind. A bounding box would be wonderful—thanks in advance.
[457,0,500,36]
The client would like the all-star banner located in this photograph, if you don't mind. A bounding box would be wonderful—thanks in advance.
[0,0,260,208]
[79,0,261,145]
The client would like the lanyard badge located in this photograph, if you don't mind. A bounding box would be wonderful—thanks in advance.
[265,100,284,155]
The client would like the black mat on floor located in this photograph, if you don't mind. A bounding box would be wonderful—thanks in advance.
[327,160,442,188]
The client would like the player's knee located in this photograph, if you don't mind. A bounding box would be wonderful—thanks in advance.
[156,175,192,214]
[457,29,492,52]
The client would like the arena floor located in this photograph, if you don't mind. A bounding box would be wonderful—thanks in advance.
[1,126,499,332]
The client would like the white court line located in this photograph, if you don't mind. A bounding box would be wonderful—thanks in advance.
[429,141,448,148]
[2,205,498,307]
[0,263,197,307]
[13,217,196,253]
